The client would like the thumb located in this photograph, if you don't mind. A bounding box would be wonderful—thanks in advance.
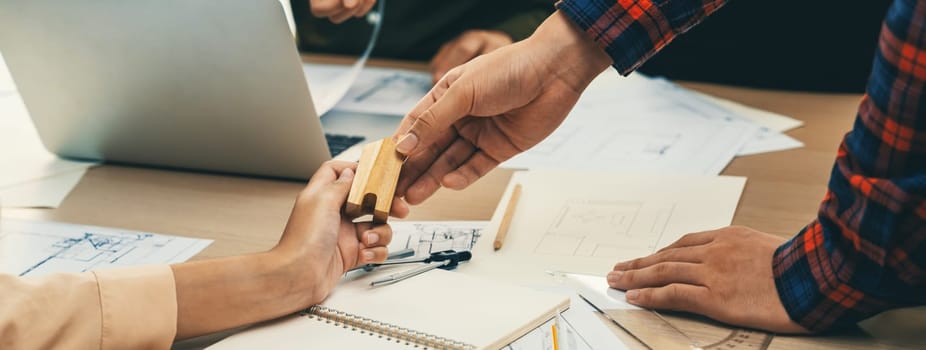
[322,167,354,207]
[394,74,472,155]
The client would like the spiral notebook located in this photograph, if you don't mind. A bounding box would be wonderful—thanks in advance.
[208,267,569,350]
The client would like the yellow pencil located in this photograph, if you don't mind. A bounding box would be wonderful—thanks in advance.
[551,323,560,350]
[494,184,522,250]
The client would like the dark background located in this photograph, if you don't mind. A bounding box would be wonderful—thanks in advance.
[639,0,892,93]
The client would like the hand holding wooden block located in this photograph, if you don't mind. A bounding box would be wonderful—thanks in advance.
[345,138,406,223]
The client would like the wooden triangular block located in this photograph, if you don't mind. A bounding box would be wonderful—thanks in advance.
[345,138,405,223]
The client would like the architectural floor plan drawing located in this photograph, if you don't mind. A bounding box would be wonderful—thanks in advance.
[465,171,745,279]
[499,72,759,175]
[388,221,487,258]
[537,200,675,258]
[348,72,430,106]
[0,219,212,277]
[593,131,682,162]
[303,64,432,116]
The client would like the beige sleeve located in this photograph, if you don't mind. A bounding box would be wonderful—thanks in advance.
[0,265,178,349]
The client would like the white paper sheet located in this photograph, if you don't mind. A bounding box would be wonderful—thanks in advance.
[653,78,804,156]
[304,64,431,117]
[0,168,87,208]
[737,131,804,156]
[333,67,431,115]
[565,274,640,312]
[387,221,487,258]
[460,170,745,285]
[502,73,759,175]
[385,222,628,350]
[695,92,803,132]
[0,218,212,277]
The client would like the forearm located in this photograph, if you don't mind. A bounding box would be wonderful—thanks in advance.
[773,0,926,331]
[172,251,315,339]
[526,11,612,95]
[774,137,926,331]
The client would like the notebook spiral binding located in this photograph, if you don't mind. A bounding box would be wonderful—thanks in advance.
[302,306,476,350]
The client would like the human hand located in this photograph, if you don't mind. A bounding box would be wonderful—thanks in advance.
[608,226,808,333]
[393,11,612,205]
[172,161,408,338]
[430,30,513,84]
[274,160,408,301]
[309,0,377,24]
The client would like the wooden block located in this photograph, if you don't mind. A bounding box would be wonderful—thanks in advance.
[345,138,405,223]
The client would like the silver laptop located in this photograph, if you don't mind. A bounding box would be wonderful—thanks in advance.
[0,0,349,179]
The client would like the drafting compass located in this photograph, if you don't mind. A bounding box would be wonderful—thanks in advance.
[349,250,473,287]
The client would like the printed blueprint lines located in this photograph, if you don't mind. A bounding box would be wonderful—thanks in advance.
[351,73,430,104]
[0,219,212,277]
[389,221,487,259]
[536,200,675,257]
[22,232,164,276]
[402,224,480,255]
[593,131,682,161]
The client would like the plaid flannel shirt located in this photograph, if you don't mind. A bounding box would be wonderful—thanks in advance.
[557,0,926,331]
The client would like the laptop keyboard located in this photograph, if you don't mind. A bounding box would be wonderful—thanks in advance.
[325,133,366,157]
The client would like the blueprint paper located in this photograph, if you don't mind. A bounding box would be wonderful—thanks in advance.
[737,131,804,156]
[332,67,431,116]
[694,91,803,132]
[387,221,487,258]
[0,219,212,277]
[303,64,431,117]
[502,73,759,175]
[460,171,745,284]
[653,78,804,156]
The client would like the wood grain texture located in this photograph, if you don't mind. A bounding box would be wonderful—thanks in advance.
[493,183,522,250]
[344,138,404,223]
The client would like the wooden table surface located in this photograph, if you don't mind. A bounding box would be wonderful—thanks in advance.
[6,57,924,349]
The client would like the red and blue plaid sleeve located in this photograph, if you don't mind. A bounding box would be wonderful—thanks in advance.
[772,0,926,332]
[555,0,727,75]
